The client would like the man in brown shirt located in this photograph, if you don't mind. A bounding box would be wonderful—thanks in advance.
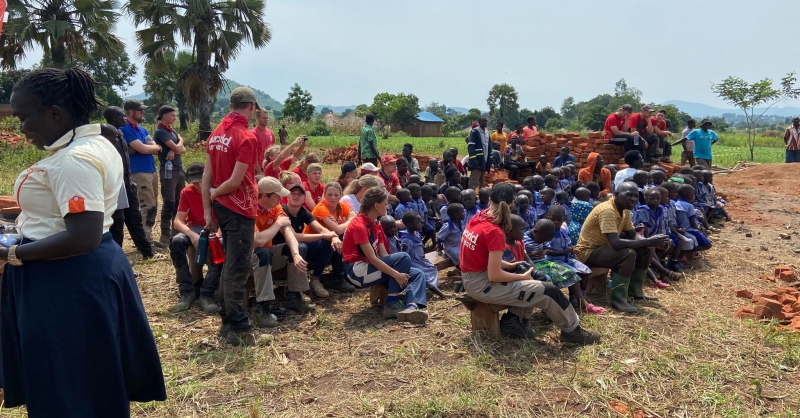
[784,117,800,163]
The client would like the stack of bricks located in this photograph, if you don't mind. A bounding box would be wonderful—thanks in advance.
[522,132,622,169]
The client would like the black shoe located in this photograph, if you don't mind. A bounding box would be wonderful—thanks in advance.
[500,313,530,339]
[172,292,197,312]
[521,318,536,339]
[324,275,356,293]
[197,296,220,314]
[225,328,256,346]
[285,291,315,314]
[218,323,231,338]
[560,325,602,345]
[253,302,279,328]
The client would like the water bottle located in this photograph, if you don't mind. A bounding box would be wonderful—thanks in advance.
[194,229,209,265]
[164,160,173,179]
[209,233,225,264]
[633,133,640,146]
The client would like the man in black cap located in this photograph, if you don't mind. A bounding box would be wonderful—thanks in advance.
[154,105,187,245]
[604,104,645,156]
[338,161,358,188]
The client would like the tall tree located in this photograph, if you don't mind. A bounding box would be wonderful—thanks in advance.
[581,105,608,131]
[0,69,32,103]
[319,106,333,116]
[532,106,559,131]
[712,73,799,160]
[1,0,125,69]
[486,83,519,125]
[425,102,447,119]
[561,96,576,120]
[125,0,271,141]
[370,92,419,130]
[282,83,314,122]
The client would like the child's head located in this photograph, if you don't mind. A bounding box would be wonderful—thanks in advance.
[605,164,618,180]
[396,188,412,203]
[442,150,454,164]
[491,141,500,151]
[703,170,713,184]
[449,147,459,158]
[538,154,547,164]
[514,194,531,213]
[428,158,440,172]
[447,203,465,223]
[532,175,545,191]
[478,187,491,205]
[401,211,422,233]
[683,174,695,187]
[508,214,527,242]
[586,182,601,199]
[657,186,669,205]
[679,167,695,175]
[514,184,524,194]
[570,181,585,197]
[575,187,591,202]
[678,184,695,202]
[408,174,422,186]
[555,190,568,205]
[644,188,661,209]
[566,164,578,176]
[632,170,651,188]
[544,175,559,189]
[445,165,461,184]
[407,183,421,200]
[561,166,571,179]
[532,219,556,243]
[546,205,566,229]
[461,189,477,210]
[650,170,666,186]
[522,176,536,192]
[380,216,397,237]
[541,188,556,204]
[691,165,706,171]
[552,167,564,180]
[445,186,462,204]
[559,146,570,159]
[662,181,679,200]
[420,185,434,202]
[517,189,534,202]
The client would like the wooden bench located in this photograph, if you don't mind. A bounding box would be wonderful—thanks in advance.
[369,251,456,306]
[456,294,508,340]
[585,267,610,296]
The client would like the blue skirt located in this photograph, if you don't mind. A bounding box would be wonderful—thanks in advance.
[1,233,166,418]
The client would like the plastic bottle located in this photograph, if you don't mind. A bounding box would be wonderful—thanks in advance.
[209,233,225,264]
[194,229,210,265]
[633,133,640,146]
[164,160,173,179]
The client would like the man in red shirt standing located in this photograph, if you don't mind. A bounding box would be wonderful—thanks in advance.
[521,116,538,144]
[252,109,275,176]
[604,104,644,156]
[202,86,261,346]
[379,155,402,203]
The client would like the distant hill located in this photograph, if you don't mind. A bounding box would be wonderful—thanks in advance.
[125,79,284,111]
[664,100,800,118]
[315,105,360,114]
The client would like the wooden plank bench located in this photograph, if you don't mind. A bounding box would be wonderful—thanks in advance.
[369,251,457,306]
[585,267,610,296]
[456,294,508,340]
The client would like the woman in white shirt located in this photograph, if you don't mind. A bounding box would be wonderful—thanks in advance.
[0,68,166,417]
[340,174,382,213]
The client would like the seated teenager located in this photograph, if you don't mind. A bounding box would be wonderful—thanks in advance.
[459,183,600,344]
[604,105,645,155]
[577,153,612,198]
[439,186,462,222]
[553,146,576,167]
[291,152,320,184]
[169,162,221,313]
[341,174,382,213]
[342,187,429,324]
[438,165,463,196]
[302,163,325,210]
[263,136,306,179]
[308,182,357,293]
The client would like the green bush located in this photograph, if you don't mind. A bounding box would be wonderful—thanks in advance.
[388,131,411,138]
[307,121,332,137]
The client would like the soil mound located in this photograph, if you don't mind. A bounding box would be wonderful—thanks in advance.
[715,163,800,196]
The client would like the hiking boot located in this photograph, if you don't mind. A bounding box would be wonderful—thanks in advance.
[324,275,356,293]
[159,233,171,247]
[397,306,428,325]
[309,280,330,298]
[285,291,315,314]
[218,323,231,338]
[253,302,279,328]
[560,325,602,345]
[151,241,166,250]
[172,292,197,312]
[197,296,219,314]
[500,313,529,338]
[383,300,405,319]
[521,318,536,339]
[225,328,256,347]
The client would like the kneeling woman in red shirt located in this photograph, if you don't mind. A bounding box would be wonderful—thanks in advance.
[342,187,428,324]
[460,183,601,344]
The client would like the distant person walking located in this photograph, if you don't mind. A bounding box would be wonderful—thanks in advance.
[359,114,379,165]
[154,105,186,245]
[685,119,719,169]
[467,116,491,190]
[784,116,800,163]
[278,124,289,146]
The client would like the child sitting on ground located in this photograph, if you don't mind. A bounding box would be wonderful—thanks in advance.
[585,182,601,204]
[477,187,491,210]
[461,188,479,224]
[704,171,731,222]
[511,194,536,230]
[559,167,572,194]
[535,188,556,218]
[379,215,401,254]
[425,158,444,187]
[408,174,422,186]
[399,212,448,299]
[393,188,413,228]
[440,186,462,223]
[438,165,463,196]
[437,203,465,268]
[421,184,441,233]
[522,175,544,204]
[632,170,651,204]
[535,155,551,176]
[544,206,604,314]
[555,190,572,224]
[544,174,560,191]
[675,184,712,255]
[650,170,666,187]
[568,187,594,245]
[632,188,679,287]
[407,183,434,247]
[662,182,695,272]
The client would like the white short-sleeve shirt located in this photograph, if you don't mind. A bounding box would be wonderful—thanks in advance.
[14,124,123,241]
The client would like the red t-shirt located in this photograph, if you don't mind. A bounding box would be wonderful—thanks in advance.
[453,158,466,174]
[379,171,401,195]
[652,117,666,131]
[263,157,292,179]
[251,126,275,163]
[207,112,259,218]
[342,213,388,264]
[522,126,538,143]
[506,241,526,263]
[292,165,308,184]
[176,184,204,227]
[303,181,324,211]
[460,210,506,273]
[604,113,627,139]
[629,112,651,135]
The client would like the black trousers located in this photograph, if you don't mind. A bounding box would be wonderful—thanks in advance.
[110,184,154,258]
[160,169,185,240]
[608,134,646,155]
[213,202,255,332]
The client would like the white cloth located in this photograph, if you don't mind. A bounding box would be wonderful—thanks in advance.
[14,124,122,241]
[341,194,361,214]
[613,167,637,190]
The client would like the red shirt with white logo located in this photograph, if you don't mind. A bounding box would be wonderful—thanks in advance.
[342,213,388,264]
[459,210,506,273]
[177,184,205,226]
[206,112,259,218]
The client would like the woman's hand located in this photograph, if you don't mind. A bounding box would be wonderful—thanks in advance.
[393,272,409,287]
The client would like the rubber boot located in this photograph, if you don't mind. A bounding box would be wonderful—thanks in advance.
[609,272,638,313]
[628,268,658,301]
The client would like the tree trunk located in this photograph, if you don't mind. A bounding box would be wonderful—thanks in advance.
[176,90,188,131]
[51,38,66,69]
[194,24,213,143]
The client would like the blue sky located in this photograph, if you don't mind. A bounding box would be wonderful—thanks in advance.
[17,0,800,110]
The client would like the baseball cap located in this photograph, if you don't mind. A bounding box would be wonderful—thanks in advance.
[287,183,306,193]
[230,86,261,110]
[381,155,397,166]
[340,161,357,177]
[361,162,379,174]
[185,162,204,183]
[307,163,322,173]
[258,176,290,197]
[157,105,176,121]
[641,105,654,112]
[700,118,713,127]
[123,99,147,111]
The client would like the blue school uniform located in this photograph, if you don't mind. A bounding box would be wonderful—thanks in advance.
[522,231,545,262]
[399,230,439,289]
[386,235,401,254]
[695,183,710,208]
[632,204,667,237]
[535,201,552,219]
[519,207,537,231]
[410,198,434,234]
[476,202,488,211]
[675,198,710,248]
[439,204,450,223]
[437,219,463,267]
[559,202,572,225]
[666,201,695,250]
[559,179,570,192]
[394,201,413,228]
[545,225,591,274]
[464,204,479,225]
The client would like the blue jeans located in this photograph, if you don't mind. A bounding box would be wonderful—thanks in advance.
[786,150,800,163]
[294,240,334,278]
[345,252,428,308]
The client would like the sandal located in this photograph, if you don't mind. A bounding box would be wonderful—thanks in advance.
[582,303,606,314]
[145,253,168,261]
[653,280,670,289]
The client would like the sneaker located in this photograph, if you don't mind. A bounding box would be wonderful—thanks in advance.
[309,280,330,298]
[225,328,256,347]
[197,296,219,314]
[397,306,428,324]
[500,313,529,338]
[253,302,279,328]
[560,326,602,345]
[285,291,315,314]
[382,300,404,319]
[172,292,197,312]
[218,323,231,338]
[324,275,356,293]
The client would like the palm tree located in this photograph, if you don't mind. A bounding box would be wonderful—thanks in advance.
[125,0,271,142]
[143,50,193,130]
[0,0,124,69]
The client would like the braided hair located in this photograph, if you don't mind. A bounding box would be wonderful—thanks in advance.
[13,68,99,142]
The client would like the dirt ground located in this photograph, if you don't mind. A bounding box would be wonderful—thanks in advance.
[5,165,800,417]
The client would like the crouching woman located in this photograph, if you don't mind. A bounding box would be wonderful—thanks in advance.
[459,183,601,344]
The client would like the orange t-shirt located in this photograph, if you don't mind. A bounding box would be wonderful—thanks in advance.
[303,201,350,233]
[255,204,286,247]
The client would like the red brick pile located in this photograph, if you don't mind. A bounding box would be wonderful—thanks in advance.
[0,131,26,146]
[734,265,800,332]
